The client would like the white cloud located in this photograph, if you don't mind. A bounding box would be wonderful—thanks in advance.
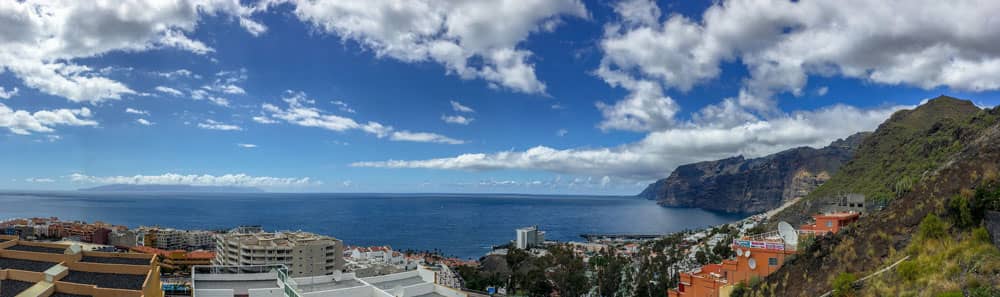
[69,173,317,188]
[556,129,568,137]
[441,114,473,125]
[0,86,18,99]
[198,119,241,131]
[125,108,149,115]
[0,0,266,104]
[450,100,475,113]
[219,84,246,95]
[237,143,257,148]
[331,100,356,113]
[0,103,97,135]
[263,90,464,144]
[390,131,464,145]
[353,104,903,180]
[275,0,588,94]
[136,118,153,126]
[252,116,278,124]
[154,69,199,79]
[598,0,1000,117]
[25,177,54,183]
[155,86,184,97]
[817,86,829,96]
[191,89,231,107]
[594,67,679,131]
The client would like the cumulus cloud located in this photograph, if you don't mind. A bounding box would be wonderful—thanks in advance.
[353,104,904,180]
[261,90,464,144]
[155,86,184,97]
[0,86,18,99]
[198,119,241,131]
[598,0,1000,117]
[136,118,153,126]
[69,173,317,188]
[0,0,266,104]
[441,114,473,125]
[271,0,588,94]
[0,103,97,135]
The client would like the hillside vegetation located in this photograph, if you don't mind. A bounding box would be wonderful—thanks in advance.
[749,96,1000,296]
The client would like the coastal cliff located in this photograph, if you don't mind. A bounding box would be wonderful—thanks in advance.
[638,132,868,213]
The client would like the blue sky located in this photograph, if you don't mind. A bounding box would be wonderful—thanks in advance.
[3,0,1000,194]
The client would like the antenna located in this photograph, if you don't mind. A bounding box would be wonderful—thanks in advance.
[778,221,798,246]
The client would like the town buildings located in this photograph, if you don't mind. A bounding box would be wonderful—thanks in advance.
[515,226,545,249]
[0,234,163,297]
[668,212,861,297]
[213,227,345,277]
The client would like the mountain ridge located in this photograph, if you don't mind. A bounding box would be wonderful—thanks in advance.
[637,132,869,213]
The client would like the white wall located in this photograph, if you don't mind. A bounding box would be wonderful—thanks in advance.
[433,285,468,297]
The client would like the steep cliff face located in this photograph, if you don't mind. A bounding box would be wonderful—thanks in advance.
[638,133,868,213]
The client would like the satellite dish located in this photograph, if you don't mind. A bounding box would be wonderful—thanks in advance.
[748,258,757,270]
[778,221,798,246]
[736,249,743,257]
[745,250,751,258]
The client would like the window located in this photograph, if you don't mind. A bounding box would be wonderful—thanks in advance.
[768,257,778,266]
[826,221,834,227]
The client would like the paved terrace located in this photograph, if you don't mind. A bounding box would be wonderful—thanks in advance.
[297,278,366,292]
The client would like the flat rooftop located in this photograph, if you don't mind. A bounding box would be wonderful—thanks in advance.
[4,245,65,254]
[194,279,279,293]
[0,280,34,297]
[297,278,365,292]
[81,256,150,266]
[0,257,58,272]
[61,270,147,290]
[50,294,92,297]
[415,293,449,297]
[370,276,425,290]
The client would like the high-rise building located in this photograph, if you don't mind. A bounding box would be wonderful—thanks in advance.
[515,226,545,249]
[213,228,345,277]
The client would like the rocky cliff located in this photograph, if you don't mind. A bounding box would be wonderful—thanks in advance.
[638,132,868,213]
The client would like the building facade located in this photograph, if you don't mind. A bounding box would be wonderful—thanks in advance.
[515,226,545,250]
[213,228,345,277]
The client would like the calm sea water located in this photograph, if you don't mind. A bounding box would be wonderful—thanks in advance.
[0,191,744,259]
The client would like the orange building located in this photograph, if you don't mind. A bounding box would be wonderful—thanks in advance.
[129,245,215,271]
[799,212,860,235]
[669,212,860,297]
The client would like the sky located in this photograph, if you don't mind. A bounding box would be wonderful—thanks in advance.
[3,0,1000,195]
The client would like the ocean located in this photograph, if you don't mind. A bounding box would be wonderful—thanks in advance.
[0,191,745,259]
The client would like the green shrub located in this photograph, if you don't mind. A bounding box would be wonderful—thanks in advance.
[896,260,922,281]
[948,195,975,228]
[831,272,858,297]
[918,214,947,241]
[969,285,1000,297]
[972,227,992,243]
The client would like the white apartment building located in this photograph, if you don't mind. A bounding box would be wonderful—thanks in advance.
[515,226,545,250]
[214,228,345,277]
